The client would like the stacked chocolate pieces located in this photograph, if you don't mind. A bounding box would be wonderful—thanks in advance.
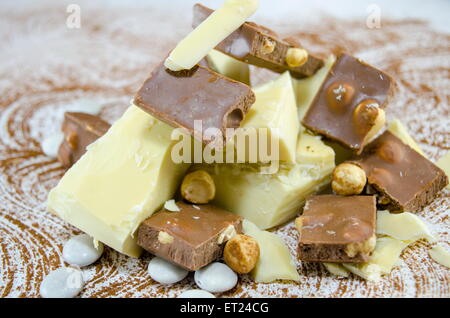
[295,53,448,264]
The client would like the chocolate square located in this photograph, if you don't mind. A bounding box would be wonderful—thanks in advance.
[302,53,394,153]
[137,202,243,271]
[297,195,377,263]
[353,131,448,212]
[134,62,255,145]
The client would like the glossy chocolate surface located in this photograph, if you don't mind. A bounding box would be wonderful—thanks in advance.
[192,3,323,78]
[302,53,394,153]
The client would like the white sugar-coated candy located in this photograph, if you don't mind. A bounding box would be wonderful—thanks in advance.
[194,262,237,293]
[67,99,103,115]
[40,267,84,298]
[63,234,104,267]
[148,257,189,284]
[178,289,215,298]
[41,133,64,158]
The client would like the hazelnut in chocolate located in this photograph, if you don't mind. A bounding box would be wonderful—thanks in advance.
[352,131,448,212]
[58,112,110,168]
[192,4,323,79]
[302,53,394,154]
[137,201,242,271]
[296,195,377,263]
[134,62,255,145]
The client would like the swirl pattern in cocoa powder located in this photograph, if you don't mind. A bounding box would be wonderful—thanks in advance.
[0,4,448,297]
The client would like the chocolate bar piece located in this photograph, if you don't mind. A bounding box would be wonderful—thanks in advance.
[137,201,243,271]
[192,4,323,79]
[352,131,449,212]
[296,195,376,263]
[302,53,394,154]
[58,112,110,167]
[134,63,255,144]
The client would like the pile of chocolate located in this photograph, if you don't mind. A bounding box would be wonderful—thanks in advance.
[49,1,448,293]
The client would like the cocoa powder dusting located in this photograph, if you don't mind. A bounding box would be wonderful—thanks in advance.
[0,4,448,297]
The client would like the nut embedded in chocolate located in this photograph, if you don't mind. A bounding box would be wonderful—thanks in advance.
[133,62,255,145]
[296,195,377,263]
[192,3,324,79]
[351,131,449,212]
[58,112,110,168]
[302,53,394,154]
[137,202,243,271]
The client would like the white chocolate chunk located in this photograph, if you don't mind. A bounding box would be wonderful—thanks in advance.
[295,55,336,123]
[296,131,335,165]
[178,289,215,298]
[243,220,300,282]
[148,257,189,285]
[342,263,382,282]
[238,71,299,164]
[376,210,435,242]
[42,133,64,158]
[40,267,84,298]
[436,151,450,190]
[194,262,238,293]
[429,244,450,268]
[387,119,425,156]
[342,237,412,281]
[62,234,104,267]
[323,263,349,277]
[198,158,333,229]
[48,105,190,257]
[164,199,180,212]
[164,0,259,71]
[206,49,250,84]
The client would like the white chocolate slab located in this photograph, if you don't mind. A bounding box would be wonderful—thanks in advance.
[48,105,190,257]
[238,71,299,164]
[164,0,259,71]
[295,55,335,123]
[387,119,425,156]
[243,220,300,283]
[376,210,435,242]
[429,244,450,268]
[323,263,349,277]
[206,49,250,85]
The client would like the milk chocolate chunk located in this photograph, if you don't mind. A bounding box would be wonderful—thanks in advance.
[296,195,376,263]
[134,62,255,144]
[192,4,323,79]
[352,131,449,212]
[302,53,394,154]
[137,202,243,271]
[57,112,110,168]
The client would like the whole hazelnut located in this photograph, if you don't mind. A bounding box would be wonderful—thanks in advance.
[181,170,216,204]
[223,234,260,274]
[326,82,355,112]
[332,163,367,195]
[285,48,308,68]
[353,100,386,144]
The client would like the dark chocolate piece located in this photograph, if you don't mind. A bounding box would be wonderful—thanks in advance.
[297,195,376,263]
[192,3,323,79]
[302,53,394,154]
[352,131,448,212]
[137,202,243,271]
[58,112,110,168]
